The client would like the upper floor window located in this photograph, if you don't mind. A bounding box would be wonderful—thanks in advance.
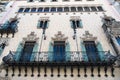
[24,8,30,12]
[75,0,82,1]
[37,20,49,29]
[31,8,36,12]
[18,8,24,13]
[77,7,83,11]
[57,7,63,12]
[97,6,104,11]
[44,7,50,12]
[63,0,69,1]
[37,7,43,12]
[71,7,76,12]
[64,7,69,12]
[70,19,83,28]
[28,0,34,2]
[90,6,97,11]
[87,0,94,1]
[84,7,90,11]
[51,7,56,12]
[51,0,57,2]
[39,0,45,2]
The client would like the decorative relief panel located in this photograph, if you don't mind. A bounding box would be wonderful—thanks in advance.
[51,31,68,45]
[80,31,98,43]
[21,32,39,45]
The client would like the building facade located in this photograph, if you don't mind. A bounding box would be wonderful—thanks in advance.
[0,0,120,80]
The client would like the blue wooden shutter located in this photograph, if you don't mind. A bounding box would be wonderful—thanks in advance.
[97,42,105,61]
[37,21,40,28]
[46,21,49,28]
[0,48,3,55]
[15,43,23,61]
[66,42,71,61]
[79,20,83,28]
[80,42,88,62]
[30,43,39,61]
[48,42,53,62]
[70,21,73,28]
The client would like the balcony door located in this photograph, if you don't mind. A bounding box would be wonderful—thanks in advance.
[20,41,35,62]
[53,41,65,62]
[84,41,100,62]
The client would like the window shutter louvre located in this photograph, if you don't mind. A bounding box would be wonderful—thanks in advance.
[66,42,71,61]
[15,43,23,61]
[30,43,39,61]
[79,20,83,28]
[37,21,40,28]
[48,42,53,62]
[97,42,105,61]
[80,42,88,62]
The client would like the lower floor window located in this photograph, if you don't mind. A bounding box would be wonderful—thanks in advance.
[84,41,100,62]
[53,41,65,62]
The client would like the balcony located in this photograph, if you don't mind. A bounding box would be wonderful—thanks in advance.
[3,51,116,66]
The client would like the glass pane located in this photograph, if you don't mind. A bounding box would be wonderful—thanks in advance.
[31,8,36,12]
[24,8,30,12]
[77,7,83,11]
[64,7,69,12]
[51,7,56,12]
[91,6,97,11]
[71,7,76,12]
[84,7,90,11]
[18,8,24,12]
[57,7,63,12]
[44,7,49,12]
[37,7,43,12]
[97,6,104,11]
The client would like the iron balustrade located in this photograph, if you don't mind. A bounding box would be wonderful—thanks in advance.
[2,51,116,66]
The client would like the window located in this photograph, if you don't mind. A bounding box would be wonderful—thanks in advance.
[75,0,82,1]
[57,7,63,12]
[51,7,56,12]
[71,20,83,28]
[90,6,97,11]
[70,7,76,12]
[63,0,69,1]
[31,8,36,12]
[116,37,120,45]
[77,7,83,11]
[37,20,49,29]
[28,0,33,2]
[84,41,100,62]
[39,0,45,2]
[24,8,30,12]
[44,7,49,12]
[53,41,65,62]
[37,7,43,12]
[51,0,57,2]
[19,41,35,62]
[84,7,90,11]
[64,7,69,12]
[97,6,104,11]
[18,8,24,13]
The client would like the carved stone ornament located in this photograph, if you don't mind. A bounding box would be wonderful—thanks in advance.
[21,32,39,45]
[51,31,68,45]
[80,31,97,42]
[70,16,81,20]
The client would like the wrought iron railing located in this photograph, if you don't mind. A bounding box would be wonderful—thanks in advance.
[2,51,116,66]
